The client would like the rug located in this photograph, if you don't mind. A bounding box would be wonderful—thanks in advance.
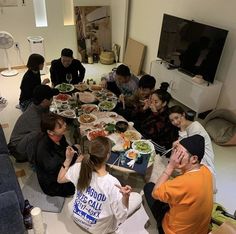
[22,173,65,213]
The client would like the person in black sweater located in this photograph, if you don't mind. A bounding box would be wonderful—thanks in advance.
[50,48,86,86]
[35,112,77,197]
[19,54,50,111]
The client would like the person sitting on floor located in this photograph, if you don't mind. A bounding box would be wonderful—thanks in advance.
[8,85,59,163]
[50,48,86,86]
[144,135,214,234]
[169,105,216,177]
[135,82,178,154]
[19,54,50,111]
[35,112,77,197]
[100,64,139,97]
[57,136,142,233]
[117,74,156,121]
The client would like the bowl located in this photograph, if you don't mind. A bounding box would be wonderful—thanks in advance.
[115,121,128,132]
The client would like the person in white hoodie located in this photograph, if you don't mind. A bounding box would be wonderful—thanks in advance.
[57,136,142,234]
[169,105,216,192]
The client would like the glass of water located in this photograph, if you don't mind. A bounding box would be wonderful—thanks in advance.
[66,73,72,84]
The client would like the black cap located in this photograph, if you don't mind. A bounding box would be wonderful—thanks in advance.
[33,85,59,105]
[179,134,205,162]
[61,48,73,58]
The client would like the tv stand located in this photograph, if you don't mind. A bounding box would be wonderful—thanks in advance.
[178,68,195,77]
[150,60,222,117]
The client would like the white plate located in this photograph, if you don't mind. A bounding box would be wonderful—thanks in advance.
[74,83,88,91]
[132,140,154,154]
[55,83,74,93]
[125,149,140,160]
[89,84,103,92]
[78,92,96,103]
[106,112,118,118]
[98,100,116,111]
[59,109,76,118]
[87,129,108,141]
[124,130,142,141]
[54,93,71,102]
[107,133,125,152]
[78,113,97,124]
[81,104,99,113]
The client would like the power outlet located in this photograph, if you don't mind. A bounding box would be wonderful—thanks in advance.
[14,42,19,49]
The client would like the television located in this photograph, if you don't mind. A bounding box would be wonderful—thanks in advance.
[157,14,228,83]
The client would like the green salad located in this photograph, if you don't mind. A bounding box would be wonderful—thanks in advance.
[133,141,152,153]
[99,101,115,110]
[57,83,73,92]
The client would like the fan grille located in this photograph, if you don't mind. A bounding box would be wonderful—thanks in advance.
[0,31,14,49]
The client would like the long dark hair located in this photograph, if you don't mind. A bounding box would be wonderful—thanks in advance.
[152,82,171,105]
[27,53,44,71]
[77,136,112,192]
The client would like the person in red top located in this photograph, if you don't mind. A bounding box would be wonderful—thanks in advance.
[144,134,213,234]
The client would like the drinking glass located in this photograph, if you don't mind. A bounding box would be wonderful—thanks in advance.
[66,73,72,84]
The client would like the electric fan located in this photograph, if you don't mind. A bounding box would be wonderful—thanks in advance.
[0,31,18,77]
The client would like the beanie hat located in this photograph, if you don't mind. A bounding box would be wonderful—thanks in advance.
[179,134,205,162]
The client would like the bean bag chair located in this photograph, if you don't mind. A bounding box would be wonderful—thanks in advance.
[203,109,236,145]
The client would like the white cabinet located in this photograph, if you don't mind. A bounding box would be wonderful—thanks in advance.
[150,60,222,116]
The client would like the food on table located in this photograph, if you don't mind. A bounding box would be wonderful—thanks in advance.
[132,140,154,154]
[124,130,142,141]
[60,110,75,118]
[87,129,108,140]
[78,114,97,124]
[105,123,116,133]
[81,104,99,113]
[98,100,116,111]
[55,83,74,93]
[54,93,71,102]
[106,112,118,118]
[78,92,96,103]
[115,121,128,132]
[126,149,139,160]
[60,104,69,110]
[123,139,131,150]
[74,83,88,91]
[90,84,102,91]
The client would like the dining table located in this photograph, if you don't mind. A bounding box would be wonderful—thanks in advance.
[51,82,156,176]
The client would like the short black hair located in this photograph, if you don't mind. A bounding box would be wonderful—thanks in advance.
[139,75,156,89]
[27,54,44,71]
[116,64,131,77]
[61,48,73,58]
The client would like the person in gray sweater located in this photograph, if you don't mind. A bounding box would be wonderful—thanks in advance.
[8,85,59,162]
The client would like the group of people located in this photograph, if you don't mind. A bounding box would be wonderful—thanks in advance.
[7,49,216,233]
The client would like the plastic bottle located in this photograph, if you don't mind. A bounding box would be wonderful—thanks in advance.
[23,199,33,229]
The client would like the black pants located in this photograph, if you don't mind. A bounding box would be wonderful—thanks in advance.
[144,182,170,234]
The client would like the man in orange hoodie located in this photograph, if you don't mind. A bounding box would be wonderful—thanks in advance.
[144,134,213,234]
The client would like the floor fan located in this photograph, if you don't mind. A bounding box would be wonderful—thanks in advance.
[0,31,18,77]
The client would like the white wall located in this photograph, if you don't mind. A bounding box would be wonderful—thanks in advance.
[0,0,128,66]
[128,0,236,111]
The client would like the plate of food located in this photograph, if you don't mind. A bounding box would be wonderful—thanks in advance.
[132,140,154,154]
[125,149,140,160]
[81,104,99,113]
[59,109,76,118]
[98,100,116,111]
[124,130,142,141]
[78,92,96,103]
[106,112,118,118]
[87,129,108,141]
[55,83,74,93]
[106,133,126,152]
[78,113,97,124]
[74,83,88,91]
[54,93,71,102]
[89,84,103,92]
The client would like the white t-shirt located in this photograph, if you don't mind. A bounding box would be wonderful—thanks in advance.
[66,163,128,234]
[179,121,216,175]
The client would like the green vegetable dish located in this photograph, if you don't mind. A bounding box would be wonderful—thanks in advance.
[132,140,153,154]
[99,101,115,110]
[56,83,74,93]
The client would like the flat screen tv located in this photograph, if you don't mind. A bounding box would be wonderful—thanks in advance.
[157,14,228,83]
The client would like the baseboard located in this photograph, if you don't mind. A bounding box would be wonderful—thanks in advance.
[0,62,51,72]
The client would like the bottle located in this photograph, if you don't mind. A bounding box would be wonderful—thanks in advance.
[23,199,33,229]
